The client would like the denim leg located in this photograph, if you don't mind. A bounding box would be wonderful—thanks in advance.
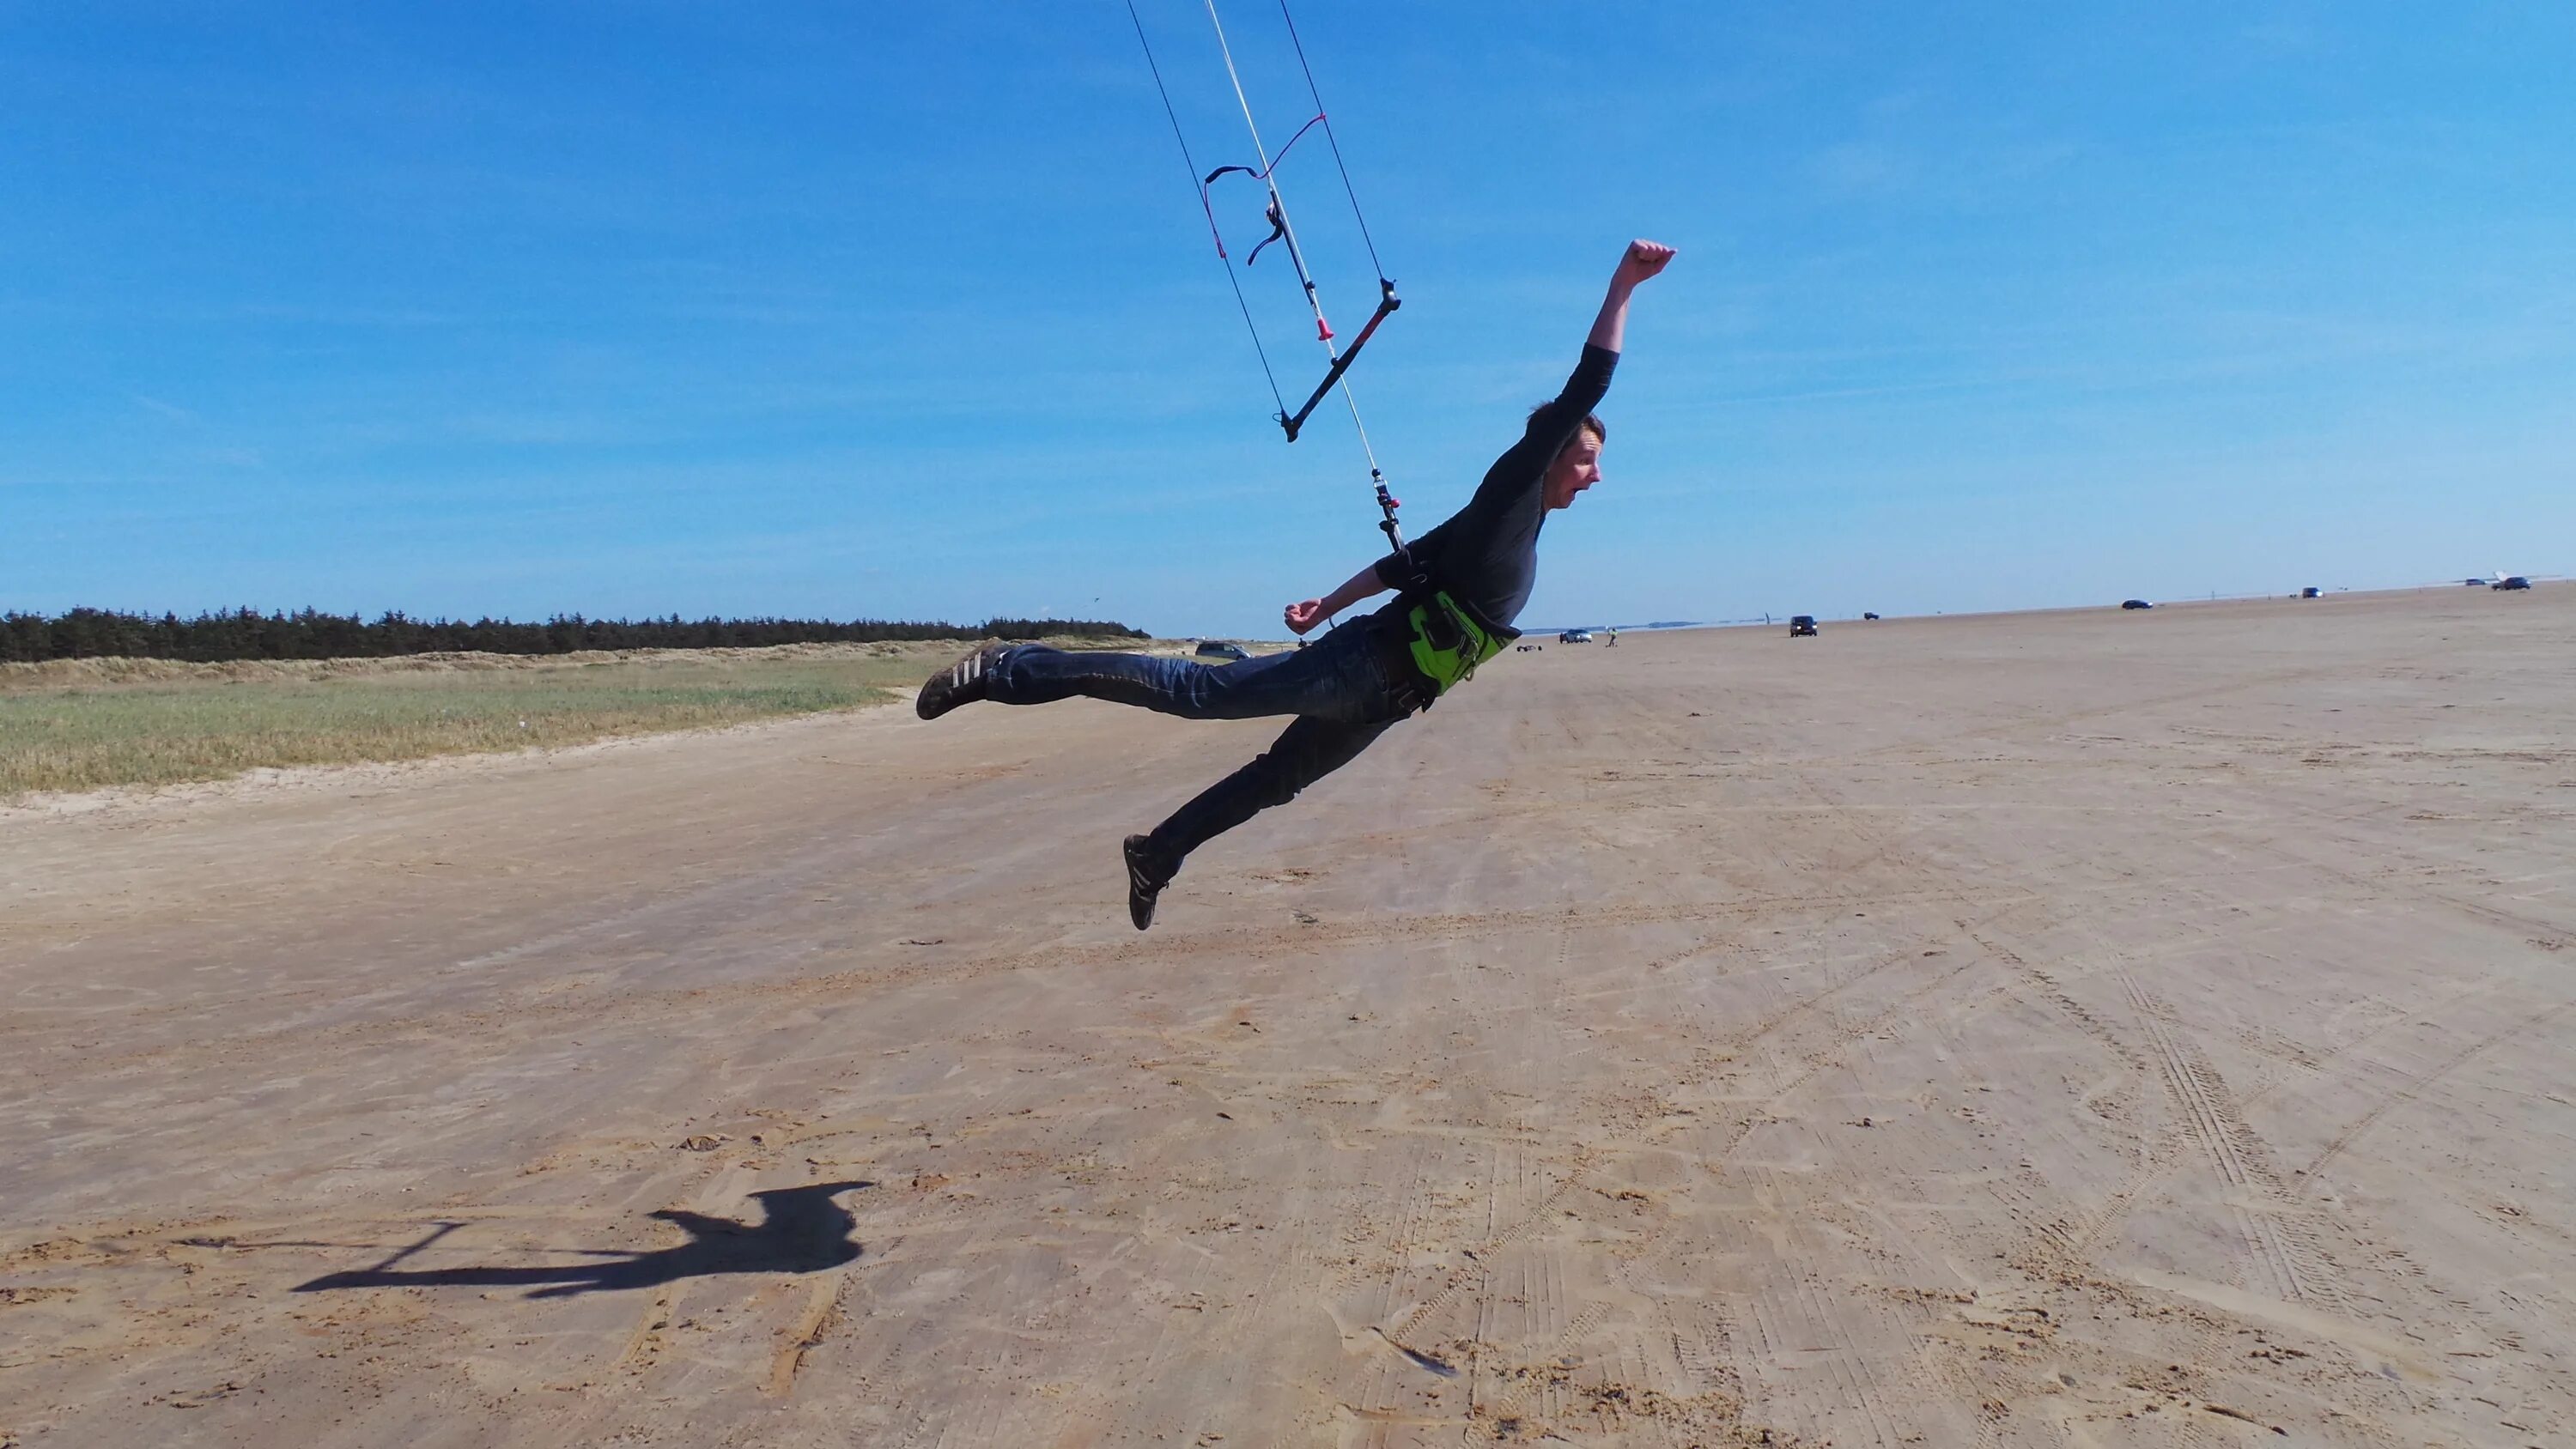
[981,645,1207,712]
[987,626,1401,724]
[1146,714,1397,866]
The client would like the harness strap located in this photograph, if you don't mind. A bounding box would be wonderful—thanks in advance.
[1402,589,1511,700]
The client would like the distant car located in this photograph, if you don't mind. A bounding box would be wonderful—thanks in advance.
[1194,640,1251,660]
[2492,576,2531,591]
[1789,615,1819,637]
[2464,578,2489,586]
[1862,612,1880,621]
[2300,586,2322,598]
[1558,629,1592,643]
[2121,599,2154,610]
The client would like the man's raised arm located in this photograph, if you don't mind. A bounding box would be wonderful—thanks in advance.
[1588,239,1676,355]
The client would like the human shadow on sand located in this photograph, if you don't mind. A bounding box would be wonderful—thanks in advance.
[293,1181,872,1300]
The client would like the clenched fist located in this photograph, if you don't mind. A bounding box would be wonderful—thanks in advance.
[1614,239,1676,288]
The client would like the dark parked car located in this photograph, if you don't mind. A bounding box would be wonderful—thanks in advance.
[1862,612,1880,621]
[1194,640,1251,660]
[2464,578,2489,586]
[2493,576,2532,591]
[1789,615,1819,637]
[1558,629,1592,643]
[2121,599,2154,610]
[2300,586,2322,599]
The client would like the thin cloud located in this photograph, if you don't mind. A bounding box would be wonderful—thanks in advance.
[133,395,202,424]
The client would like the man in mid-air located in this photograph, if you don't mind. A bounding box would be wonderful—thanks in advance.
[917,239,1676,928]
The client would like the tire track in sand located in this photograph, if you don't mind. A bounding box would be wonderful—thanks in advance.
[2299,998,2576,1185]
[1379,907,2008,1415]
[2114,971,2353,1313]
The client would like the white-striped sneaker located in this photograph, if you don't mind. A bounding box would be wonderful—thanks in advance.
[1124,834,1175,931]
[916,646,1007,720]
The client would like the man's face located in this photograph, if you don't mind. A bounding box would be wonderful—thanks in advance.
[1542,428,1604,511]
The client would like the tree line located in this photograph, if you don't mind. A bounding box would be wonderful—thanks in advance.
[2,608,1149,664]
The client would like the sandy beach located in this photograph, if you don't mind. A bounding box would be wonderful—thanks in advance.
[3,586,2569,1447]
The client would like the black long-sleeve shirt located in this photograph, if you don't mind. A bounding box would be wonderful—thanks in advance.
[1370,343,1619,634]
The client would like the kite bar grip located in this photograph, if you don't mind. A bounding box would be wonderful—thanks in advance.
[1279,281,1400,442]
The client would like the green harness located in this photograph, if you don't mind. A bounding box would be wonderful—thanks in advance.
[1404,589,1512,696]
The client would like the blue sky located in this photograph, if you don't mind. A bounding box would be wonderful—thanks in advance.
[4,3,2570,635]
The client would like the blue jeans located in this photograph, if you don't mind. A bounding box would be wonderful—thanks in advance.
[986,619,1419,868]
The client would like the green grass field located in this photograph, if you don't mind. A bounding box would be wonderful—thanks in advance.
[0,647,949,798]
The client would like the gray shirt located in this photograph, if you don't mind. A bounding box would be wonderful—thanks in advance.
[1370,343,1619,634]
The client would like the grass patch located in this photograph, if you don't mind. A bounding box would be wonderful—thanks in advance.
[0,646,948,797]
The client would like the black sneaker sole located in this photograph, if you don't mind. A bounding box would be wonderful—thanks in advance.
[1124,834,1170,931]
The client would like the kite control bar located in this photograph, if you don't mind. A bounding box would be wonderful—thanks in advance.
[1280,278,1399,442]
[1127,0,1407,530]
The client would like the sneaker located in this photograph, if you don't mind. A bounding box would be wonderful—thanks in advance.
[1124,834,1175,931]
[916,646,1006,720]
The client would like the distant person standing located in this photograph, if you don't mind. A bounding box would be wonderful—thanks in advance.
[915,241,1678,927]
